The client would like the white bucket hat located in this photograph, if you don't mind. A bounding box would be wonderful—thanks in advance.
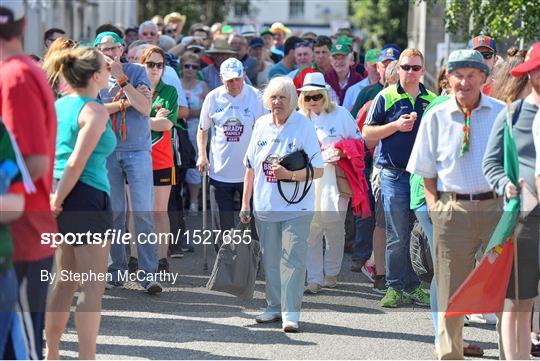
[298,72,330,92]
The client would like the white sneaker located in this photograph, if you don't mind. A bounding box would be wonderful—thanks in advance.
[189,202,198,213]
[255,312,281,324]
[469,313,497,325]
[282,320,299,333]
[324,275,338,288]
[305,283,322,294]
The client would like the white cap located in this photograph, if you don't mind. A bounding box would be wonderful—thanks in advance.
[220,58,244,81]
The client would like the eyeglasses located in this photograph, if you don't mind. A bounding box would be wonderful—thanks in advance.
[480,51,495,60]
[164,29,175,35]
[400,64,422,72]
[304,93,324,102]
[183,63,199,70]
[146,61,164,69]
[142,32,157,37]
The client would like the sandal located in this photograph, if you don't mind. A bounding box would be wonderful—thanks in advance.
[463,343,484,357]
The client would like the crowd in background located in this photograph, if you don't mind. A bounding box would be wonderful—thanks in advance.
[1,1,540,360]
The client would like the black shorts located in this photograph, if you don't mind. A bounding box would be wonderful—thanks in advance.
[153,168,174,186]
[56,181,112,244]
[506,209,540,300]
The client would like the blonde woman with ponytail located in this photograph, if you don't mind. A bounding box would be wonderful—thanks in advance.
[43,47,116,360]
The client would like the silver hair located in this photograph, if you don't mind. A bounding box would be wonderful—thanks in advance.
[262,76,298,114]
[158,35,176,52]
[139,21,158,34]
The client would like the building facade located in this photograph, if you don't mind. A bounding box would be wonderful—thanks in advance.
[21,0,138,56]
[227,0,349,36]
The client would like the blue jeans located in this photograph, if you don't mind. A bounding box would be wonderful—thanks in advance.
[107,150,157,283]
[353,149,375,262]
[380,168,419,292]
[255,214,313,323]
[0,269,18,357]
[414,203,437,342]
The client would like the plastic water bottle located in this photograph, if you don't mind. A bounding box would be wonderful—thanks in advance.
[0,160,18,194]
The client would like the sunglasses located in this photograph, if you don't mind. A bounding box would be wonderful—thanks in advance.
[400,64,422,72]
[295,41,314,49]
[480,51,495,60]
[304,93,324,102]
[183,63,199,70]
[146,61,164,69]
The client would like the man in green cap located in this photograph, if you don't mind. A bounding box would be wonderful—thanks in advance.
[94,32,164,295]
[407,49,504,359]
[324,36,365,105]
[342,48,380,111]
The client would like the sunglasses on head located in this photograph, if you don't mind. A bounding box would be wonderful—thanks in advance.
[183,63,199,70]
[400,64,422,72]
[480,51,495,60]
[304,93,324,102]
[295,41,313,49]
[146,61,164,69]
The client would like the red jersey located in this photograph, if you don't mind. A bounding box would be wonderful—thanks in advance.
[0,54,58,262]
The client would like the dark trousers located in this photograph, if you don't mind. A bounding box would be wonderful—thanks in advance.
[168,167,188,251]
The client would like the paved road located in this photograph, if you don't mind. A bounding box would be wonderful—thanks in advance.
[58,240,502,360]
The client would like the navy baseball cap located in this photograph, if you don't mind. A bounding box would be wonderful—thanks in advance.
[249,37,264,49]
[379,46,400,62]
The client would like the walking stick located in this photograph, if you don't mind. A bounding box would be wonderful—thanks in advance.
[512,223,521,355]
[202,165,209,272]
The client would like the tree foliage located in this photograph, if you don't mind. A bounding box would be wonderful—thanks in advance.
[349,0,410,50]
[423,0,539,45]
[137,0,233,30]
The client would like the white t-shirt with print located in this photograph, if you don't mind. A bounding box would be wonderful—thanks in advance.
[244,111,324,222]
[308,105,361,150]
[199,84,267,183]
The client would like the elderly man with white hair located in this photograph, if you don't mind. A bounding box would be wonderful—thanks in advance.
[197,58,267,247]
[137,21,188,119]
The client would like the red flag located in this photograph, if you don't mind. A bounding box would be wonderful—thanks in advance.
[445,239,514,317]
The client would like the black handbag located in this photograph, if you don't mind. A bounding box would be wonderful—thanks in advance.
[171,119,195,169]
[277,149,315,204]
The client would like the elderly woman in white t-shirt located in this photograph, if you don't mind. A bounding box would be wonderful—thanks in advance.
[240,76,324,333]
[298,72,362,294]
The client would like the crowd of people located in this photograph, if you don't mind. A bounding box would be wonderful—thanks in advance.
[1,1,540,360]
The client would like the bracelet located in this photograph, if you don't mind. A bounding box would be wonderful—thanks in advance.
[117,76,129,88]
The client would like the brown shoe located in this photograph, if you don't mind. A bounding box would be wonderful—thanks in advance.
[463,343,484,357]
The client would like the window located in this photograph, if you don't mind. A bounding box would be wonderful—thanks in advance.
[289,0,304,18]
[234,0,250,17]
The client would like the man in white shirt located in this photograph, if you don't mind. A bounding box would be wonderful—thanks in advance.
[407,49,505,359]
[197,58,268,242]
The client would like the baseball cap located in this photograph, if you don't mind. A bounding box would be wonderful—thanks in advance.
[0,1,24,25]
[221,25,234,35]
[94,31,125,47]
[249,37,264,49]
[220,58,244,81]
[365,49,381,63]
[331,36,352,56]
[260,27,273,37]
[511,42,540,76]
[468,33,497,53]
[446,49,490,76]
[379,46,400,62]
